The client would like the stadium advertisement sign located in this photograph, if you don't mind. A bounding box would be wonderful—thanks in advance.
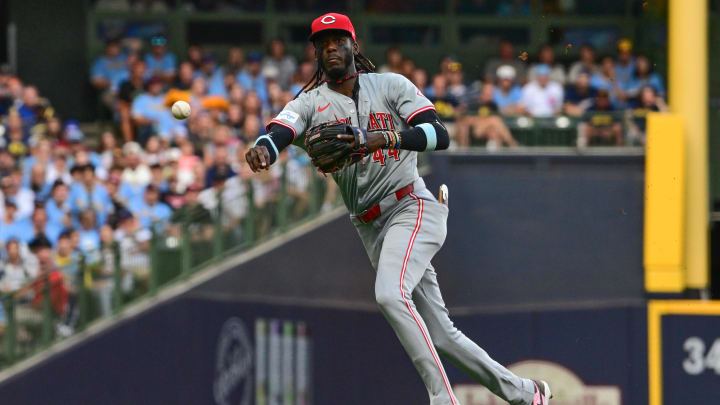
[213,317,254,405]
[210,316,313,405]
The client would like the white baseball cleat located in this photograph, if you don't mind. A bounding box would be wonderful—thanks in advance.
[531,380,551,405]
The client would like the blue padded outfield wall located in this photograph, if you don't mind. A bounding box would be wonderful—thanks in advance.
[0,297,648,405]
[427,152,646,308]
[0,153,651,404]
[195,152,646,309]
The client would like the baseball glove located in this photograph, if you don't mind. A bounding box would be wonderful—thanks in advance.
[304,121,369,173]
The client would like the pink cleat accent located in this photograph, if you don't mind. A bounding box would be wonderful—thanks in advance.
[531,380,551,405]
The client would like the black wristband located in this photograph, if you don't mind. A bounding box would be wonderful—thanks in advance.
[254,136,278,165]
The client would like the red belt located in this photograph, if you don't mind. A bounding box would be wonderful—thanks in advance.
[357,183,414,223]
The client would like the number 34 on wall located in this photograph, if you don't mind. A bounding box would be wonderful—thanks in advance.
[683,337,720,375]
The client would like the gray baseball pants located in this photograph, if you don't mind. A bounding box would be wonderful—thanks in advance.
[353,181,536,405]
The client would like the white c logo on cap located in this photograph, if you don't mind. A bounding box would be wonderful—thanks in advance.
[320,15,336,24]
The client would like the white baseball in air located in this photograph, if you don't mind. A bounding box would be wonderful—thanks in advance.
[171,100,191,120]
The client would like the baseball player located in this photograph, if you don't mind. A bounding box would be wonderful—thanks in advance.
[245,12,552,405]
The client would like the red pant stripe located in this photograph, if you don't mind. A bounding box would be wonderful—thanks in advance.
[399,193,456,404]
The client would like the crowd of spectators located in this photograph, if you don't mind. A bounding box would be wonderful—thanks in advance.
[92,0,641,16]
[405,38,668,148]
[0,30,666,339]
[0,35,327,339]
[91,0,535,15]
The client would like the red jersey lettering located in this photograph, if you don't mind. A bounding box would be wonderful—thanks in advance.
[372,149,386,165]
[368,113,380,130]
[388,149,400,161]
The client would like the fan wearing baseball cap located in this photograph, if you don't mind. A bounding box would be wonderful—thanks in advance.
[494,65,524,114]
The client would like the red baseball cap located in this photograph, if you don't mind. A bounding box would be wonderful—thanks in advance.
[309,13,356,42]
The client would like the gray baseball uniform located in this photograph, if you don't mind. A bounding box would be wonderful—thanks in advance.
[269,72,537,405]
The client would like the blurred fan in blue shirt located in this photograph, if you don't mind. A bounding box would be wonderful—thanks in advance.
[144,36,177,82]
[69,164,112,227]
[77,210,101,254]
[46,181,72,229]
[128,185,172,229]
[91,39,128,92]
[492,65,523,114]
[14,205,62,246]
[237,52,270,110]
[625,55,665,102]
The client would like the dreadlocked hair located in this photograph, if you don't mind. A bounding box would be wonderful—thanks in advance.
[293,51,376,99]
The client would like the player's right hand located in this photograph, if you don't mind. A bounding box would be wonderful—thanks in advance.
[245,145,271,172]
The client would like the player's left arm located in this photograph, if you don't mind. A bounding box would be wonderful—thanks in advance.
[391,109,449,151]
[346,73,449,153]
[389,73,449,152]
[358,109,449,153]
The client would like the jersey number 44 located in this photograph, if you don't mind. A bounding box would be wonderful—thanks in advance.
[369,149,400,166]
